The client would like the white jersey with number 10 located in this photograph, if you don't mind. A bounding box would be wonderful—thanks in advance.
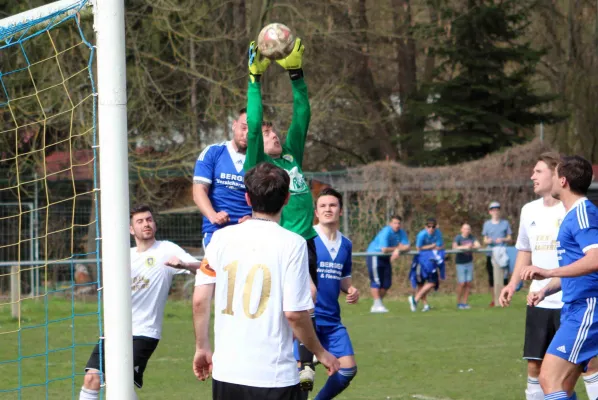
[195,219,314,388]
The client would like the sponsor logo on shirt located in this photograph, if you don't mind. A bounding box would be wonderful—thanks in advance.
[145,257,155,267]
[283,154,294,162]
[132,275,150,292]
[286,166,309,194]
[534,235,557,251]
[317,261,343,280]
[216,172,245,190]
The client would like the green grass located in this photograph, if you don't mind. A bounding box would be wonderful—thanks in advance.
[0,292,590,399]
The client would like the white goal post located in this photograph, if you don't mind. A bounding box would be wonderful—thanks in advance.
[0,0,133,398]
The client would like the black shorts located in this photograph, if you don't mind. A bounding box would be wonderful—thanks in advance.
[84,335,159,388]
[212,379,302,400]
[486,256,509,287]
[306,237,318,287]
[523,306,561,360]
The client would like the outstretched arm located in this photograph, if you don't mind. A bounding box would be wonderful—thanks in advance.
[276,39,310,167]
[244,42,270,171]
[284,78,310,167]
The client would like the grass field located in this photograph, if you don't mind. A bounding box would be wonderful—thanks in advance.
[0,292,590,399]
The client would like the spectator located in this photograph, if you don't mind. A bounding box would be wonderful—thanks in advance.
[408,218,444,312]
[482,201,512,307]
[366,215,410,313]
[452,223,481,309]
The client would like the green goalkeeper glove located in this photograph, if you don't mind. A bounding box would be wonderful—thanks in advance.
[276,38,305,80]
[248,41,270,83]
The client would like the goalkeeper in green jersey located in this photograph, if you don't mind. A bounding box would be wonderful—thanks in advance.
[244,39,319,392]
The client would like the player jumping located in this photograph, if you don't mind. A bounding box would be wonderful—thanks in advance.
[244,39,320,390]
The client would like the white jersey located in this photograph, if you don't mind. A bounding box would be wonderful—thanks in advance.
[196,220,313,388]
[515,198,565,309]
[131,240,197,339]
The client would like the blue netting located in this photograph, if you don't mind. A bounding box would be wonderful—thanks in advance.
[0,0,103,398]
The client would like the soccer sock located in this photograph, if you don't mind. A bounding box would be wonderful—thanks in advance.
[525,376,544,400]
[584,372,598,400]
[314,367,357,400]
[544,391,576,400]
[373,298,383,307]
[298,314,316,367]
[79,387,99,400]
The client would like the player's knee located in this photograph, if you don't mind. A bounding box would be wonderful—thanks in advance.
[83,369,101,390]
[339,366,357,387]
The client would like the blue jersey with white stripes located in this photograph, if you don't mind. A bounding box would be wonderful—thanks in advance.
[193,141,252,235]
[557,198,598,303]
[314,225,353,326]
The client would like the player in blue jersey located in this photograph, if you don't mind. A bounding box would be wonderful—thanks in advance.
[192,108,252,249]
[408,218,444,312]
[522,155,598,400]
[366,216,410,313]
[305,187,358,400]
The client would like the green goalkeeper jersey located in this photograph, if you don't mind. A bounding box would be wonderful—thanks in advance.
[244,78,317,241]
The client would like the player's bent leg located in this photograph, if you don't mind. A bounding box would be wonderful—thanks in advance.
[314,356,357,400]
[525,360,544,400]
[539,354,582,397]
[80,369,101,400]
[582,358,598,400]
[314,325,356,400]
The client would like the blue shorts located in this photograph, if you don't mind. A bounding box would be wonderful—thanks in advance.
[547,298,598,370]
[294,323,354,359]
[202,233,212,249]
[367,256,392,289]
[456,262,473,283]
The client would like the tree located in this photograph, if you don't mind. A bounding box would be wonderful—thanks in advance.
[412,0,563,165]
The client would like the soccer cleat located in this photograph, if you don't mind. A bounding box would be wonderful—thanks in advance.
[462,304,471,309]
[408,295,417,312]
[299,365,315,391]
[422,304,431,312]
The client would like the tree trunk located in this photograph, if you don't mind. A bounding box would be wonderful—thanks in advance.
[393,0,422,163]
[353,0,399,160]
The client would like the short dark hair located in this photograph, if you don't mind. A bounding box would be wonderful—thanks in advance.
[244,162,290,214]
[130,204,153,221]
[390,215,402,222]
[557,155,593,195]
[426,217,437,227]
[317,187,343,209]
[238,107,247,116]
[262,120,273,128]
[537,152,561,171]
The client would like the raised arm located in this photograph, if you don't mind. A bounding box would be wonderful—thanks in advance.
[276,39,310,167]
[244,42,270,171]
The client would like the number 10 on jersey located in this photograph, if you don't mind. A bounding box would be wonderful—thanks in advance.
[222,261,271,319]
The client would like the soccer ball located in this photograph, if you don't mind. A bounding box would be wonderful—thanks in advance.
[257,23,295,60]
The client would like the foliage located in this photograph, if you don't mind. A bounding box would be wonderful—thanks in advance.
[410,0,563,165]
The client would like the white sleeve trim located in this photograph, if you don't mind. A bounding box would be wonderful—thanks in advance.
[193,176,212,184]
[582,244,598,253]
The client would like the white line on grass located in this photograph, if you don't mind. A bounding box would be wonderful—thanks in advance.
[412,395,454,400]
